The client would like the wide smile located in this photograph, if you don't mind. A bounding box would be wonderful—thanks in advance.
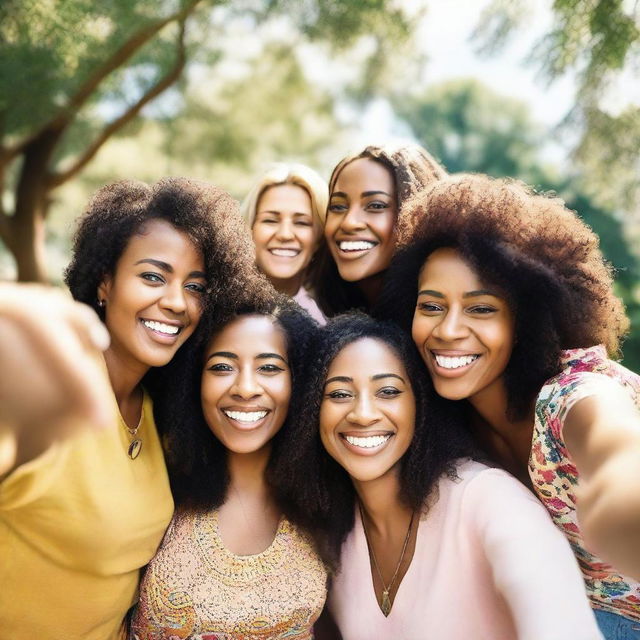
[140,318,184,342]
[336,239,378,258]
[222,408,270,431]
[431,351,480,377]
[268,247,301,258]
[340,432,393,455]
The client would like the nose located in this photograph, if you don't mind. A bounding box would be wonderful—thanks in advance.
[231,366,262,400]
[275,219,295,241]
[160,281,187,315]
[339,206,367,232]
[432,307,469,342]
[347,393,382,427]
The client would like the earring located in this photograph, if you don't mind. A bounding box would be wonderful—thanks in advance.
[97,299,105,308]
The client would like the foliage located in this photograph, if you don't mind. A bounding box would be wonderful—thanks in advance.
[472,0,640,212]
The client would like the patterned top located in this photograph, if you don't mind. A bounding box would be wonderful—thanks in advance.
[531,344,640,621]
[131,509,327,640]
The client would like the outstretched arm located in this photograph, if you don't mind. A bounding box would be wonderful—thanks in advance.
[0,284,113,478]
[564,383,640,580]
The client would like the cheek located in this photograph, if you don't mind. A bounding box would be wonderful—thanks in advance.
[251,225,269,250]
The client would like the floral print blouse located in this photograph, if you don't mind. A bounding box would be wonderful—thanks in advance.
[531,345,640,621]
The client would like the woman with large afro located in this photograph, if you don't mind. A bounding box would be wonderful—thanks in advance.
[381,173,640,638]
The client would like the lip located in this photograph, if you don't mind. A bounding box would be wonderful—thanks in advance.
[139,318,185,344]
[339,431,393,456]
[222,406,271,431]
[429,349,481,377]
[334,238,379,259]
[267,247,301,258]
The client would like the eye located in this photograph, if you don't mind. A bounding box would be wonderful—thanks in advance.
[377,386,401,398]
[207,362,234,373]
[140,272,165,284]
[325,389,353,400]
[294,220,313,227]
[468,305,497,315]
[185,282,206,294]
[328,202,347,214]
[417,301,443,313]
[366,200,390,211]
[258,363,285,374]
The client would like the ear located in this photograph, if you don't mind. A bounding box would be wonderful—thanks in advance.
[97,274,112,306]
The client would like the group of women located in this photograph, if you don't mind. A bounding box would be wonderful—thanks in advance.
[1,142,639,640]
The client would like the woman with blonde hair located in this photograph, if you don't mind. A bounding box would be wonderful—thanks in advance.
[241,162,328,323]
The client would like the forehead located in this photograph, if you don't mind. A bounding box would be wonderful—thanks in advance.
[121,218,200,260]
[418,247,483,288]
[206,315,287,356]
[258,183,311,210]
[327,337,405,377]
[333,158,394,194]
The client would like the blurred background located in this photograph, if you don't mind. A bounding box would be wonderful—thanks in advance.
[1,0,638,370]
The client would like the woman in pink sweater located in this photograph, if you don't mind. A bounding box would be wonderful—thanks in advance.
[283,313,602,639]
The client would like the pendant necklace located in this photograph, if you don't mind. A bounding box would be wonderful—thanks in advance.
[120,407,143,460]
[359,502,415,617]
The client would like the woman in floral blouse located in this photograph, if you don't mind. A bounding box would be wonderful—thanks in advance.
[381,173,640,639]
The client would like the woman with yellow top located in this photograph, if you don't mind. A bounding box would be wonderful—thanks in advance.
[0,178,265,640]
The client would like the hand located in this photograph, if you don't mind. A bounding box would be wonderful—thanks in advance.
[0,284,113,476]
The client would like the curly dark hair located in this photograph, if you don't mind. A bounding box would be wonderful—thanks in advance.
[315,143,447,317]
[277,312,475,569]
[64,177,265,325]
[378,173,629,419]
[153,295,319,523]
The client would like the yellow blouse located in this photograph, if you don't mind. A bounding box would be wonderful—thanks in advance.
[0,391,173,640]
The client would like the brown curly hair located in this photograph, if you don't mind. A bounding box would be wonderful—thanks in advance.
[64,177,267,326]
[379,173,629,418]
[315,143,447,316]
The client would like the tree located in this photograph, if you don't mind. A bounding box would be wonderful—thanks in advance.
[0,0,414,282]
[472,0,640,212]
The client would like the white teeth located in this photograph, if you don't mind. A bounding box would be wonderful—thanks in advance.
[223,410,268,423]
[270,248,299,257]
[339,240,376,252]
[142,320,180,335]
[344,434,391,448]
[434,354,479,369]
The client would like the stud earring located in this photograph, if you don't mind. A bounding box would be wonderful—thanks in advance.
[97,299,106,308]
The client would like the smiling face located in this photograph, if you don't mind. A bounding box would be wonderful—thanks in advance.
[252,183,321,294]
[98,218,206,375]
[412,247,515,408]
[201,315,291,456]
[325,158,397,284]
[320,337,415,485]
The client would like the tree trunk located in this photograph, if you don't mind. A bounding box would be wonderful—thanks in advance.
[11,210,48,282]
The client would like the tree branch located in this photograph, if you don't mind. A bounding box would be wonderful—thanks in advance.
[5,0,203,159]
[47,19,188,187]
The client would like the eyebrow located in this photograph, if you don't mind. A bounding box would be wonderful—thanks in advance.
[324,373,405,386]
[135,258,205,279]
[417,288,500,299]
[329,190,392,199]
[206,351,287,363]
[258,210,312,217]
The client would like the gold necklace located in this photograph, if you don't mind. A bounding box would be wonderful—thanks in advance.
[359,502,415,617]
[120,408,143,460]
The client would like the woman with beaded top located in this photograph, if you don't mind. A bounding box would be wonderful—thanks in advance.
[383,173,640,638]
[281,313,602,639]
[0,178,262,640]
[131,297,328,639]
[315,143,446,317]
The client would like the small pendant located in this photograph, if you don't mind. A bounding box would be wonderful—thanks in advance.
[128,439,142,460]
[380,589,392,617]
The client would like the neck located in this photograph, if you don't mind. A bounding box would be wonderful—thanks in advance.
[227,445,271,493]
[356,271,385,308]
[103,348,147,412]
[266,272,304,297]
[353,471,412,538]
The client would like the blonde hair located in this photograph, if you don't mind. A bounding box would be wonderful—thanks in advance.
[240,162,328,228]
